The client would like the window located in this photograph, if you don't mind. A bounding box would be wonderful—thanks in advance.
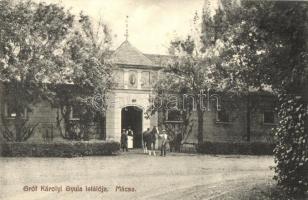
[70,105,82,120]
[113,70,124,88]
[4,103,27,119]
[141,71,150,88]
[166,110,182,123]
[216,109,230,123]
[263,111,275,124]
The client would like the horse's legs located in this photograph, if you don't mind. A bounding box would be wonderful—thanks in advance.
[153,143,156,156]
[143,142,148,153]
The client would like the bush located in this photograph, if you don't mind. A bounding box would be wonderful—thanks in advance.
[1,141,120,157]
[273,94,308,197]
[196,141,274,155]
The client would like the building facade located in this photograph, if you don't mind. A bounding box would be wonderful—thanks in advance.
[0,40,280,147]
[105,40,164,147]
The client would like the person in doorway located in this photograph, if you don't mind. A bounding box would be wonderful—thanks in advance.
[121,129,128,152]
[127,127,134,149]
[159,129,168,156]
[127,127,134,136]
[142,128,150,154]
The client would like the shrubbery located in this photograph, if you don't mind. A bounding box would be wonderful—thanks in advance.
[196,141,274,155]
[1,141,120,157]
[273,94,308,196]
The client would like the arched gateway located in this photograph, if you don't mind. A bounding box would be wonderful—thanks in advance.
[104,40,162,147]
[121,106,143,148]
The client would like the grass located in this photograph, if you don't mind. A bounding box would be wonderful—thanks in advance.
[213,181,307,200]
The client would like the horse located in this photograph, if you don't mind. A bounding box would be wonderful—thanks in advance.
[142,129,150,153]
[144,128,157,156]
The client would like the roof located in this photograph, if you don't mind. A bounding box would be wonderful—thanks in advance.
[111,40,158,67]
[144,54,174,66]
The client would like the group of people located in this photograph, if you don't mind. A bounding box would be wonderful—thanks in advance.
[143,126,168,156]
[120,126,169,156]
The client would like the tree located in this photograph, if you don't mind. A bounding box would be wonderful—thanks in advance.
[0,0,74,141]
[146,71,195,148]
[51,13,113,140]
[0,0,113,141]
[212,0,307,93]
[150,7,226,145]
[211,0,308,196]
[201,0,275,141]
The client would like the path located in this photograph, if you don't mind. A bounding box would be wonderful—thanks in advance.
[0,150,274,200]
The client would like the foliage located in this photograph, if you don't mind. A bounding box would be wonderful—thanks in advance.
[1,141,120,157]
[0,0,74,141]
[149,9,227,145]
[214,0,308,93]
[0,0,113,141]
[210,1,308,195]
[1,116,38,142]
[273,93,308,196]
[147,91,194,148]
[51,13,113,140]
[197,141,274,155]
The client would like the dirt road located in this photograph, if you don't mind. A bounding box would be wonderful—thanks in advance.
[0,151,274,200]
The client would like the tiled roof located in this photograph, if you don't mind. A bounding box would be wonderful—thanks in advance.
[144,54,173,66]
[111,40,157,66]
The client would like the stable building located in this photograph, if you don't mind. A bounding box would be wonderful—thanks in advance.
[0,39,280,149]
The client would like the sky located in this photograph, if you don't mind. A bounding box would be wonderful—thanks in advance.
[32,0,212,55]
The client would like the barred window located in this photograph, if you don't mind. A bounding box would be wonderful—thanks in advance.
[4,103,27,119]
[166,110,182,122]
[216,109,230,123]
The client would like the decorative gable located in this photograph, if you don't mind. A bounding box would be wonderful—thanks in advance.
[111,40,157,67]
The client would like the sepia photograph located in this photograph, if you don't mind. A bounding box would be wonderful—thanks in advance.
[0,0,307,199]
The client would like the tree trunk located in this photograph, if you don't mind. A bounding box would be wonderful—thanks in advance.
[246,93,251,142]
[101,115,106,140]
[15,111,22,142]
[14,82,24,142]
[197,109,204,145]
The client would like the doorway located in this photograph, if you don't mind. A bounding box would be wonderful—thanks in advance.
[121,106,143,148]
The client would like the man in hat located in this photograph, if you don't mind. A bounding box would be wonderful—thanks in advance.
[159,129,168,156]
[121,129,128,152]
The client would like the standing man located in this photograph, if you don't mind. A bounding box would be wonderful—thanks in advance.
[121,129,128,152]
[159,129,168,156]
